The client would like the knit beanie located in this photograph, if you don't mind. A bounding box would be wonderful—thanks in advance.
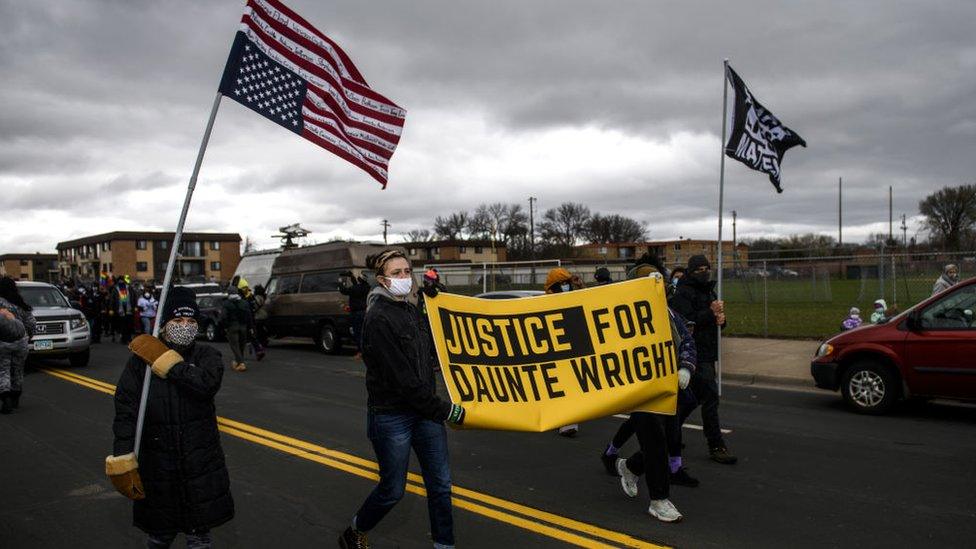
[688,255,710,272]
[594,267,612,283]
[160,287,200,326]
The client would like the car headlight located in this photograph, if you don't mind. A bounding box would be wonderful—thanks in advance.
[70,317,88,330]
[815,343,834,358]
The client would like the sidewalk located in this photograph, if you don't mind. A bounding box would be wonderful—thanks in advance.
[720,336,818,388]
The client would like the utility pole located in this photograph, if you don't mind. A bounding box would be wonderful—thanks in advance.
[529,197,537,285]
[888,186,893,243]
[900,214,908,247]
[381,219,390,244]
[838,177,843,246]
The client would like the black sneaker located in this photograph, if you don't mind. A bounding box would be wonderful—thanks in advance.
[601,445,619,476]
[709,446,738,465]
[670,467,700,487]
[338,527,370,549]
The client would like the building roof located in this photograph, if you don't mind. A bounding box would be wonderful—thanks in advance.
[576,240,749,249]
[57,231,242,250]
[0,253,58,260]
[401,239,506,248]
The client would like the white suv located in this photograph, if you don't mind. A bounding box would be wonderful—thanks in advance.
[17,281,91,367]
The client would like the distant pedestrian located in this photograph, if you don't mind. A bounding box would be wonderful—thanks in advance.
[871,299,888,324]
[841,307,862,331]
[339,249,465,549]
[0,277,35,414]
[85,283,103,343]
[137,289,159,335]
[252,284,269,347]
[111,276,135,344]
[932,264,959,296]
[339,271,371,358]
[671,255,738,465]
[221,287,253,372]
[670,266,686,290]
[106,286,234,548]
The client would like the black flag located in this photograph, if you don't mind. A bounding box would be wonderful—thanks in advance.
[724,66,806,193]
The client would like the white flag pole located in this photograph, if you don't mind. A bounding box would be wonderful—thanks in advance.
[133,91,224,458]
[716,59,729,396]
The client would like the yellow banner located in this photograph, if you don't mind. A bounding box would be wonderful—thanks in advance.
[427,277,678,431]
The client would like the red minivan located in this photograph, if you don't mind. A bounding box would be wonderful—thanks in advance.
[811,277,976,414]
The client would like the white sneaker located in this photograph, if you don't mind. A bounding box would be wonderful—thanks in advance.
[647,498,683,523]
[615,458,638,497]
[557,424,579,437]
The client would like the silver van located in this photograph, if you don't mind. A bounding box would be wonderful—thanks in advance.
[16,281,91,367]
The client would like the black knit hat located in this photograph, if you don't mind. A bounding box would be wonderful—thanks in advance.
[160,286,199,326]
[594,267,611,283]
[688,255,710,272]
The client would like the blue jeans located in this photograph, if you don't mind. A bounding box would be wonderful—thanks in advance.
[354,411,454,547]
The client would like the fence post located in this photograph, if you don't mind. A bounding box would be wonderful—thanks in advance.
[891,254,897,306]
[763,260,768,338]
[878,244,885,300]
[482,263,487,294]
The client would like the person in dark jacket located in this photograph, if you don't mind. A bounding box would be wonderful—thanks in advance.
[669,255,737,465]
[340,249,465,549]
[105,286,233,548]
[0,277,35,413]
[111,276,135,344]
[339,271,371,357]
[221,288,253,372]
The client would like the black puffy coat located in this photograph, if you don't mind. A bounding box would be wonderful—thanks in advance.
[112,343,234,535]
[362,290,452,422]
[670,276,724,363]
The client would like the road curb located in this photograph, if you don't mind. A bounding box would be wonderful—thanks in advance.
[722,371,814,389]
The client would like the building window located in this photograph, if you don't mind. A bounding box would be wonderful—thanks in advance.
[433,247,440,255]
[182,241,202,257]
[136,240,147,250]
[210,241,221,251]
[20,259,28,266]
[210,261,221,271]
[459,246,467,253]
[108,262,113,272]
[102,263,108,272]
[408,248,417,256]
[673,243,681,251]
[136,262,148,272]
[474,246,483,254]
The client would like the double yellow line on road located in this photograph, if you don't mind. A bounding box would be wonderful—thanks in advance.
[41,367,667,549]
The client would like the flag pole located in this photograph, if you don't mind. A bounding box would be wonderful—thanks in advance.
[716,59,729,396]
[134,91,224,458]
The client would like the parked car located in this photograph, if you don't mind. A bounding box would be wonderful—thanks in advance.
[264,241,394,353]
[16,281,91,367]
[196,294,227,342]
[811,277,976,414]
[474,290,545,299]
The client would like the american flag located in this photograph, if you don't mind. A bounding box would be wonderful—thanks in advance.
[218,0,406,187]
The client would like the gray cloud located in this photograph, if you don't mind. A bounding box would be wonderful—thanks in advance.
[1,0,975,253]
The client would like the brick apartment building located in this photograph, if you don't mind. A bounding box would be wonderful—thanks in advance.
[402,239,507,266]
[0,253,60,282]
[575,239,749,269]
[56,231,242,283]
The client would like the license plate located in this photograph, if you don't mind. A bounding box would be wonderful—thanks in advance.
[34,340,54,351]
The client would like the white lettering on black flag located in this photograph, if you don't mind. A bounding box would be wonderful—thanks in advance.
[724,66,806,193]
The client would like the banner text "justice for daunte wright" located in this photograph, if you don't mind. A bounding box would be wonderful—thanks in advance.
[439,301,679,404]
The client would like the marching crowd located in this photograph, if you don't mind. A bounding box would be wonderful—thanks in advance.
[98,248,736,549]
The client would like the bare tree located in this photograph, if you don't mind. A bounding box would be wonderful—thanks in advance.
[467,205,493,240]
[919,184,976,250]
[434,211,469,240]
[584,213,647,243]
[539,202,591,249]
[242,236,256,254]
[402,229,431,243]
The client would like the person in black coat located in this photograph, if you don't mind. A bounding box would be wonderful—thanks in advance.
[669,255,737,465]
[340,249,465,549]
[339,271,371,357]
[106,286,234,548]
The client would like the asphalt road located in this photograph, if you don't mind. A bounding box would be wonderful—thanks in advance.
[2,339,975,548]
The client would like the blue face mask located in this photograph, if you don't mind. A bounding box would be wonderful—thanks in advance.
[560,283,572,293]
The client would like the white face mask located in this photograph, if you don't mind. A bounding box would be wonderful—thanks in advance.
[385,276,413,297]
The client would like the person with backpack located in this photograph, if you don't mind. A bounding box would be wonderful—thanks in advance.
[221,287,253,372]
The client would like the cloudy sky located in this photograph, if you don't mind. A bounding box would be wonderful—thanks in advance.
[2,0,975,253]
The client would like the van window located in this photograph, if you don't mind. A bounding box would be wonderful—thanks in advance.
[277,275,301,295]
[920,285,976,330]
[301,271,340,293]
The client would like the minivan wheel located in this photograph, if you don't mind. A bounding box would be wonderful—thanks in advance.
[69,349,90,368]
[314,323,339,354]
[841,360,898,415]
